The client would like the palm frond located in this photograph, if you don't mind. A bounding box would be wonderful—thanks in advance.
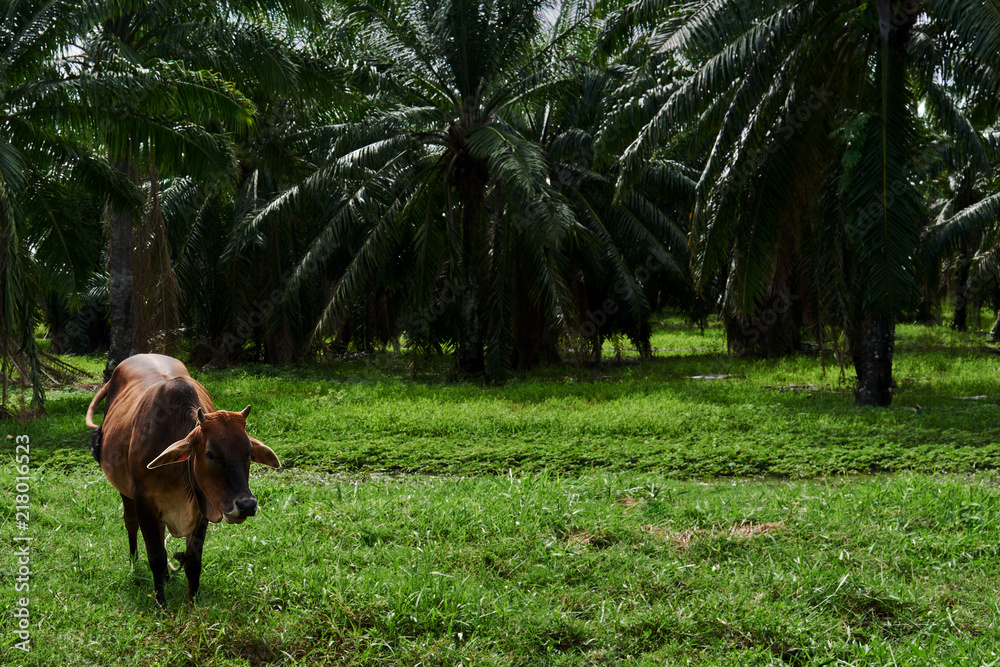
[926,0,1000,82]
[925,192,1000,257]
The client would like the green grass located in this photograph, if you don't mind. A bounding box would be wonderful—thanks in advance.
[3,321,1000,664]
[13,322,1000,477]
[3,470,1000,665]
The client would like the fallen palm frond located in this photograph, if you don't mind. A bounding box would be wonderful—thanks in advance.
[1,347,91,418]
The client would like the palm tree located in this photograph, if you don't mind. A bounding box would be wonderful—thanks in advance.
[164,110,326,366]
[604,0,1000,405]
[150,10,347,367]
[544,57,697,361]
[51,0,328,375]
[1,0,143,412]
[247,0,585,379]
[924,129,1000,333]
[921,137,998,331]
[248,0,698,377]
[75,0,322,379]
[918,30,1000,332]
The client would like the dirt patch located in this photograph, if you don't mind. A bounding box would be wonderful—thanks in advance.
[566,532,593,546]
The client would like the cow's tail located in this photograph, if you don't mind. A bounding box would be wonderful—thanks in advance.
[85,383,108,430]
[86,383,109,464]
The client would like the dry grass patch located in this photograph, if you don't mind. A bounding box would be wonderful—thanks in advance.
[729,521,785,538]
[616,495,641,509]
[646,521,785,552]
[644,525,709,552]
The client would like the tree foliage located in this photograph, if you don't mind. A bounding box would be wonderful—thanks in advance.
[3,0,1000,410]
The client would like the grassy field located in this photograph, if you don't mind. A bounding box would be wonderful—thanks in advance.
[14,322,1000,477]
[3,322,1000,664]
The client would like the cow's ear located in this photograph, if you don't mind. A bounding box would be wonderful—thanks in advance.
[249,438,281,469]
[147,437,194,469]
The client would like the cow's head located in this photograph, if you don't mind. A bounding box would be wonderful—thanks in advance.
[146,406,280,524]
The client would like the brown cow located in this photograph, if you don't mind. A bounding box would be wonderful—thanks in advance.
[85,354,280,607]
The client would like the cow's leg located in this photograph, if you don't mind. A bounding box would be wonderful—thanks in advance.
[177,517,209,602]
[120,494,139,559]
[135,495,169,607]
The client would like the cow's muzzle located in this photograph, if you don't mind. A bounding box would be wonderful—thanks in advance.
[223,497,258,524]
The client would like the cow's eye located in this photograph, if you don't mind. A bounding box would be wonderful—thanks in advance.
[205,450,217,462]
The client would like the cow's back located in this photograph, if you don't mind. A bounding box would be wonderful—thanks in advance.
[98,355,214,497]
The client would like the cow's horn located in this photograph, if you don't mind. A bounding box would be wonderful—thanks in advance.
[197,407,206,423]
[241,405,251,418]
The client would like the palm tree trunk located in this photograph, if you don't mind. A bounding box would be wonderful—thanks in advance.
[951,257,969,331]
[457,280,483,372]
[513,269,562,370]
[852,2,913,408]
[1,204,16,410]
[456,169,487,374]
[856,315,894,407]
[457,219,484,372]
[916,283,935,325]
[725,290,801,358]
[105,155,136,381]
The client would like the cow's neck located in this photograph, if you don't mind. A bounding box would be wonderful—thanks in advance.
[185,457,212,518]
